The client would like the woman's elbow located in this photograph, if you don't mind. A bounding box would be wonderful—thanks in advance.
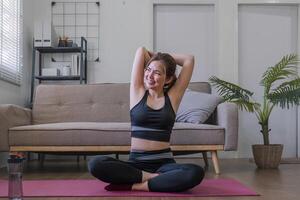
[135,47,146,57]
[136,47,143,53]
[186,55,195,67]
[188,55,195,62]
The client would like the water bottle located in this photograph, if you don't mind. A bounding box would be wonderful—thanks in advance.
[7,155,24,200]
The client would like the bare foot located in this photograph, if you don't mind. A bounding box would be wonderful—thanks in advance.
[142,171,159,182]
[132,181,149,191]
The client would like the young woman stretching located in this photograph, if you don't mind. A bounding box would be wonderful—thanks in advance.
[88,47,205,192]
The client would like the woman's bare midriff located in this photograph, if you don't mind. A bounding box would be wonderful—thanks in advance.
[131,137,170,151]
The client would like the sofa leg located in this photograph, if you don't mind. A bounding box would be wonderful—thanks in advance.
[202,151,209,170]
[27,152,31,161]
[39,154,45,167]
[211,150,220,174]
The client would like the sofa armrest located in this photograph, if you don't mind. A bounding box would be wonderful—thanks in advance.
[0,104,32,152]
[216,102,238,151]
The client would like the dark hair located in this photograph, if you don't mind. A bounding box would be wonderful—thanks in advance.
[146,52,177,91]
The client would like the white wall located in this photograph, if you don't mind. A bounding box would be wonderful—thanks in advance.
[154,4,216,81]
[0,0,34,167]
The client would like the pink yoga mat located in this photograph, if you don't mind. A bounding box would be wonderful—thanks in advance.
[0,178,258,197]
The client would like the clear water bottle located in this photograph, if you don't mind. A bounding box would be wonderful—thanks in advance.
[7,155,24,200]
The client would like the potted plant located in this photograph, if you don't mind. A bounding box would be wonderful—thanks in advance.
[209,54,300,168]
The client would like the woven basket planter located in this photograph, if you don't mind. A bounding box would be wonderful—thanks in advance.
[252,144,283,169]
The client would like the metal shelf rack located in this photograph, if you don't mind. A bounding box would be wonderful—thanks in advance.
[30,37,87,103]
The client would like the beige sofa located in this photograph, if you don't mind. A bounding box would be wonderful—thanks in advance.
[0,82,238,174]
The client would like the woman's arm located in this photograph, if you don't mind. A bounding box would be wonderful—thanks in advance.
[130,47,152,108]
[168,53,195,111]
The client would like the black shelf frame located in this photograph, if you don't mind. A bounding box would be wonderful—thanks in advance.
[30,37,87,103]
[35,75,81,81]
[34,47,86,53]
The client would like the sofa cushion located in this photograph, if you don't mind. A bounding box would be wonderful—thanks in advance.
[171,123,224,145]
[9,122,224,146]
[176,90,223,124]
[32,84,131,124]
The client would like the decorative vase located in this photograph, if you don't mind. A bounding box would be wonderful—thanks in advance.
[252,144,283,169]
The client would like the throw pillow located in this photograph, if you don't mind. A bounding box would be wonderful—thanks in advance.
[175,90,223,124]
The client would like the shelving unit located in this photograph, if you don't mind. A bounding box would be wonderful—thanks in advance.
[30,37,87,103]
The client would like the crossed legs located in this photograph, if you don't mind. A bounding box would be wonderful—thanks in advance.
[88,155,205,192]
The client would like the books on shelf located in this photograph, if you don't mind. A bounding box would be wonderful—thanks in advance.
[71,54,80,76]
[34,20,58,47]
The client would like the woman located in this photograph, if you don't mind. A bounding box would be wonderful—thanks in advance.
[88,47,205,192]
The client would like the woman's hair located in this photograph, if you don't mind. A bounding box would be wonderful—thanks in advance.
[146,52,177,91]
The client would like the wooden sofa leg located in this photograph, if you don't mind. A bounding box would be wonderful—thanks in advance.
[202,151,209,170]
[211,150,220,174]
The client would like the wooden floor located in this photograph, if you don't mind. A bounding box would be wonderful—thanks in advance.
[0,157,299,200]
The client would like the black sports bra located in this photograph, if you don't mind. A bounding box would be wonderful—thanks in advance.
[130,90,176,142]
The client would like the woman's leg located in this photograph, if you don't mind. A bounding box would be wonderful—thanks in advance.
[88,155,144,184]
[147,163,205,192]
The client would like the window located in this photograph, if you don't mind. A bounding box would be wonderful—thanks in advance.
[0,0,23,85]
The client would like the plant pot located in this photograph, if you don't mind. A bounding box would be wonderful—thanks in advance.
[252,144,283,169]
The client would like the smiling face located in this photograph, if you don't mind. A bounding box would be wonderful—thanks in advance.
[144,60,167,91]
[144,52,177,92]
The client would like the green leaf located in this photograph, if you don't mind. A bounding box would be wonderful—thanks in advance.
[268,78,300,109]
[229,99,260,112]
[209,76,254,102]
[261,54,298,94]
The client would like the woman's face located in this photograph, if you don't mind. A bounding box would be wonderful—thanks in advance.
[144,60,167,90]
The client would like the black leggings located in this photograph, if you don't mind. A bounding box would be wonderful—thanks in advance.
[88,155,205,192]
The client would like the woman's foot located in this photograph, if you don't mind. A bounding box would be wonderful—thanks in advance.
[132,181,149,191]
[142,171,159,182]
[104,184,132,191]
[104,182,149,192]
[104,172,159,191]
[132,172,159,191]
